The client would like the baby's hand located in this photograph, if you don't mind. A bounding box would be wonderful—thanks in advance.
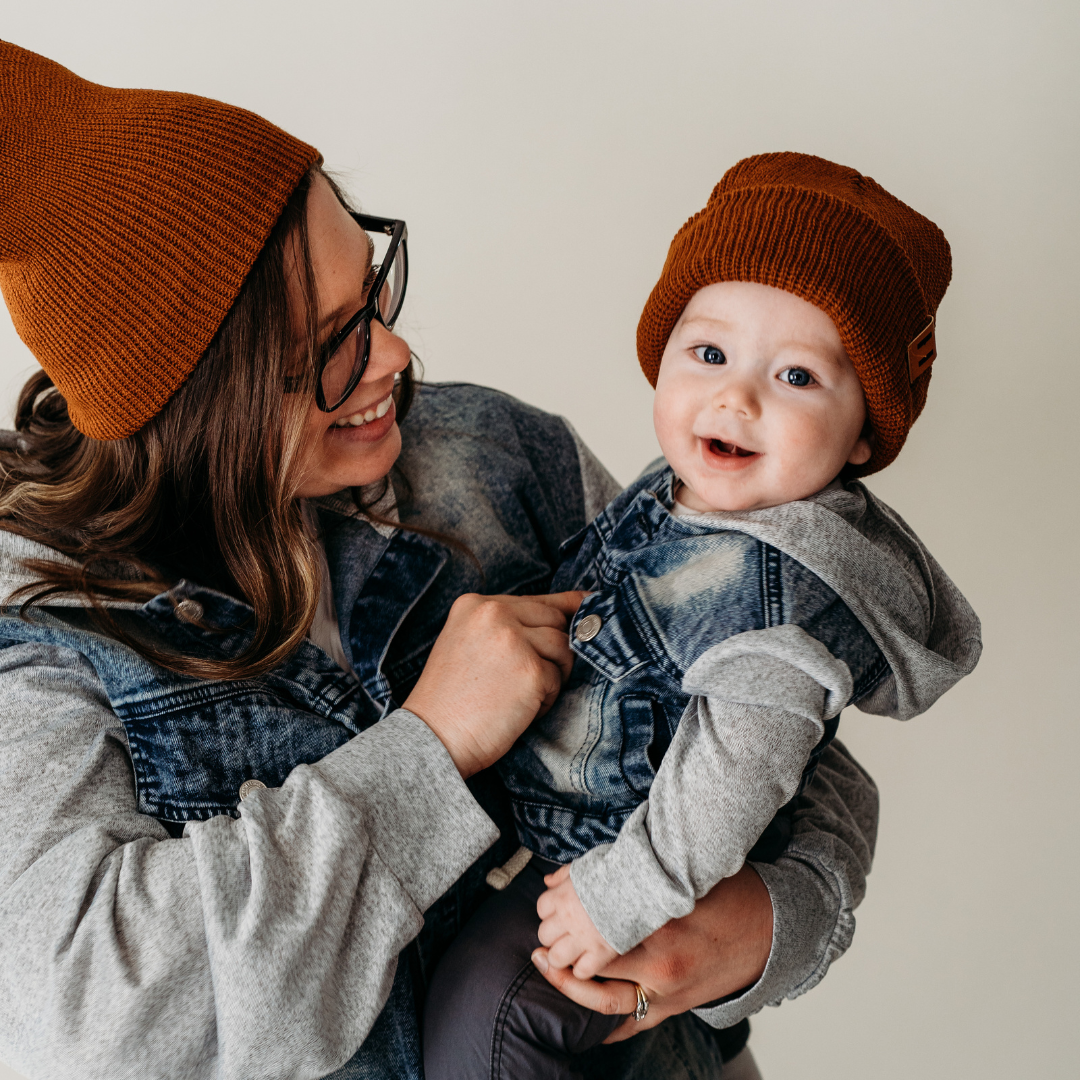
[536,863,619,979]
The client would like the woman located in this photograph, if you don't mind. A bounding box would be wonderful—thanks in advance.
[0,43,877,1079]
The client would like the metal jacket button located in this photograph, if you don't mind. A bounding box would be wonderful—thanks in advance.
[174,598,203,624]
[574,613,602,642]
[239,779,267,801]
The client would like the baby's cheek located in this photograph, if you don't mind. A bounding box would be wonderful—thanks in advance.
[652,398,689,464]
[787,419,850,490]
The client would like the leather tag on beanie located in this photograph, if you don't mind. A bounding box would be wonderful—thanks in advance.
[907,318,937,383]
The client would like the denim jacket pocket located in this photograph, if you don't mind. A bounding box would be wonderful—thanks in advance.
[118,684,363,825]
[568,591,655,682]
[618,696,672,800]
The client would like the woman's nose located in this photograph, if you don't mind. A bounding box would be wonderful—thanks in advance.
[366,318,411,381]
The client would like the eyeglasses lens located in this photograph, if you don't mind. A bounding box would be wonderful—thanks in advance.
[369,230,406,328]
[320,320,370,410]
[318,226,406,411]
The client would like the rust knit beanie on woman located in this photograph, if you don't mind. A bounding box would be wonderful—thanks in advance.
[0,42,320,439]
[637,152,952,475]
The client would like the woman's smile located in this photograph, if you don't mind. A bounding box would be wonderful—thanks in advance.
[329,388,396,433]
[331,389,395,428]
[326,395,397,443]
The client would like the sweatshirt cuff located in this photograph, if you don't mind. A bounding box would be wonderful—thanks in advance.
[692,853,852,1028]
[569,806,696,954]
[311,708,501,913]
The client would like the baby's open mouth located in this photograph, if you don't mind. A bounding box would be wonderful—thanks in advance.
[710,439,756,458]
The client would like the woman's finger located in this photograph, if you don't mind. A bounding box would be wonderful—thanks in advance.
[538,590,588,618]
[530,950,637,1017]
[522,626,575,682]
[602,1011,667,1043]
[491,592,584,627]
[531,657,566,717]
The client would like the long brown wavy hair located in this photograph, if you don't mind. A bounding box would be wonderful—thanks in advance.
[0,165,417,680]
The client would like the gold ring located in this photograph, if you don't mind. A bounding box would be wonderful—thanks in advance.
[632,983,649,1022]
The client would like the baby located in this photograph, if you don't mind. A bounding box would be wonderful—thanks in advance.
[423,152,982,1079]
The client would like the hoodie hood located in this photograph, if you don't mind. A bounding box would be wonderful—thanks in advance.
[693,480,981,720]
[0,529,145,610]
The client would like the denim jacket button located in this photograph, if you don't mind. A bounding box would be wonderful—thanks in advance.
[174,598,203,624]
[575,613,602,642]
[238,779,267,801]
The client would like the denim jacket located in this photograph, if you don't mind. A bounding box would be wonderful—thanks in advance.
[0,384,885,1080]
[501,463,980,954]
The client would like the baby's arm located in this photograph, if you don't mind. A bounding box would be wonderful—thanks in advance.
[542,624,855,960]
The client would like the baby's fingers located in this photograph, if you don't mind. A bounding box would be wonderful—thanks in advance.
[546,934,585,972]
[536,908,568,947]
[570,952,604,981]
[543,864,571,888]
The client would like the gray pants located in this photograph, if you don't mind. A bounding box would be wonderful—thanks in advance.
[423,859,732,1080]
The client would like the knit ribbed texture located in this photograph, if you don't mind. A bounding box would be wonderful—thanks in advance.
[0,42,320,439]
[637,153,952,474]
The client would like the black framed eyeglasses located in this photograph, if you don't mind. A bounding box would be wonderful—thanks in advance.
[295,212,408,412]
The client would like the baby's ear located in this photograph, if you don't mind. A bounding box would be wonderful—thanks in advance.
[847,420,873,466]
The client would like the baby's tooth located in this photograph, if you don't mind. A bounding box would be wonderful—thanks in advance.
[350,414,366,426]
[376,395,391,418]
[364,409,376,422]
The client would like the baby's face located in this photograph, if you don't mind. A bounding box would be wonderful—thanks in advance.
[654,281,871,512]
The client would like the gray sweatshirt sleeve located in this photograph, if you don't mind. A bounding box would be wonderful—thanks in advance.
[570,624,855,953]
[692,737,878,1027]
[0,641,499,1080]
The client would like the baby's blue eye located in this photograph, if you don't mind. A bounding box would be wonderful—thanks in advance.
[694,345,726,365]
[779,367,814,387]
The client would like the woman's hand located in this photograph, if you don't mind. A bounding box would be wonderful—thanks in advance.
[404,591,585,778]
[529,864,772,1041]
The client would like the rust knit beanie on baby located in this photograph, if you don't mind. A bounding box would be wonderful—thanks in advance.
[0,42,320,439]
[637,152,952,475]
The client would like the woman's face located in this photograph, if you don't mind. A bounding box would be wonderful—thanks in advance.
[291,174,413,498]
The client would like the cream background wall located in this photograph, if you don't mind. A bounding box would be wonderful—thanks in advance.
[1,2,1077,1077]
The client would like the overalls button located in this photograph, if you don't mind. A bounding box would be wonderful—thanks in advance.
[575,613,602,642]
[239,779,267,801]
[174,598,203,624]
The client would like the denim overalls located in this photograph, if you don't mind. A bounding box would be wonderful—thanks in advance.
[499,465,888,865]
[0,384,592,1080]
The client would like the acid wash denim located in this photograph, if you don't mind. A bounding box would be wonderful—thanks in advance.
[0,384,881,1080]
[501,462,885,857]
[499,460,980,956]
